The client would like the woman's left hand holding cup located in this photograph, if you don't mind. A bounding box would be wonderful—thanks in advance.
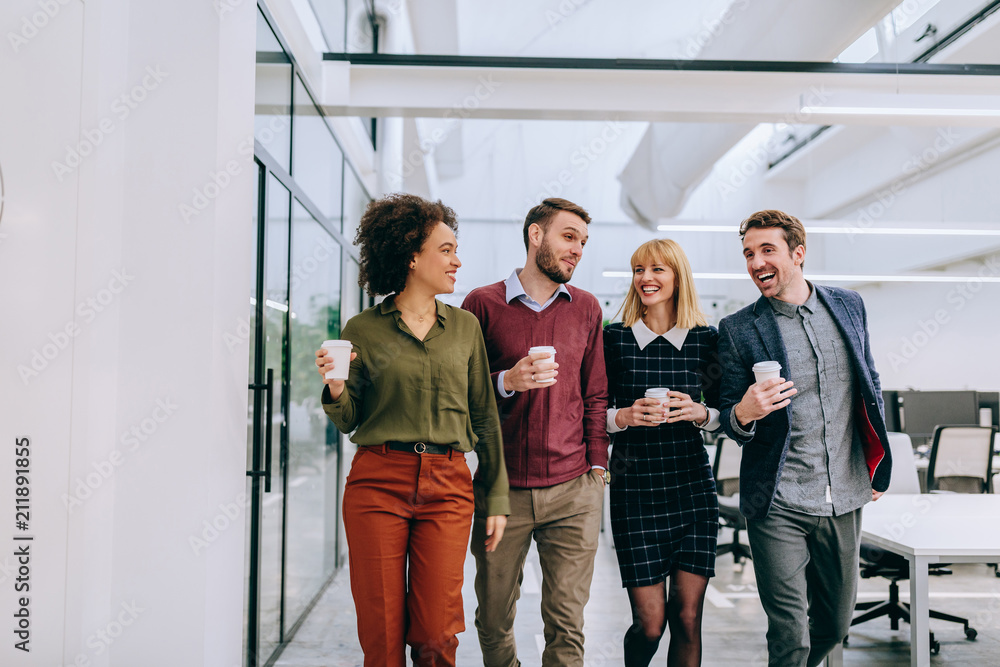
[664,390,708,424]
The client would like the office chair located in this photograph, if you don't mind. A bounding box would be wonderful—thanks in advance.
[927,425,1000,577]
[848,433,977,654]
[927,425,997,493]
[713,436,752,566]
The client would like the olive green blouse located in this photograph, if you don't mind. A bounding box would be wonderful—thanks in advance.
[322,296,510,516]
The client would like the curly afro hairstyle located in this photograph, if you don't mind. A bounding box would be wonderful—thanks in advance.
[355,193,458,296]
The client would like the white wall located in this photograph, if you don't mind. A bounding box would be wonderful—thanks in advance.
[856,257,1000,391]
[0,1,255,665]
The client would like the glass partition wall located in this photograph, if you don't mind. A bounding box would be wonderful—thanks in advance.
[246,5,371,666]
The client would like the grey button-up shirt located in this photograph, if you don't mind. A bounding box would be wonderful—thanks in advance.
[767,285,871,516]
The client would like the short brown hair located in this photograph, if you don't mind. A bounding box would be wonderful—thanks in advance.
[739,209,806,258]
[522,198,591,251]
[355,193,458,296]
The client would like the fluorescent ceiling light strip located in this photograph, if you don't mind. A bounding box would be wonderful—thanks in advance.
[657,225,736,232]
[800,106,1000,118]
[800,275,1000,283]
[656,225,1000,236]
[602,271,1000,283]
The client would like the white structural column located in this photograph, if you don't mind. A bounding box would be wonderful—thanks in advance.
[0,1,255,666]
[320,60,1000,128]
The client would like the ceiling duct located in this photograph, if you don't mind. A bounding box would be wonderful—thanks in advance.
[618,0,899,229]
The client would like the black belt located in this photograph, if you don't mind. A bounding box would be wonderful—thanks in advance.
[387,441,450,455]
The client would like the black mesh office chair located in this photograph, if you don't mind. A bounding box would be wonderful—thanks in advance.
[713,436,752,565]
[848,433,977,654]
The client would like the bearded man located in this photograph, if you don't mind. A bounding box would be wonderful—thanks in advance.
[462,198,610,667]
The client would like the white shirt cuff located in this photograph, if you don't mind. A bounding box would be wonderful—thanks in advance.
[607,408,627,433]
[697,407,721,432]
[496,370,515,398]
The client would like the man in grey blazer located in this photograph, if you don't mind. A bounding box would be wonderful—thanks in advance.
[718,210,892,667]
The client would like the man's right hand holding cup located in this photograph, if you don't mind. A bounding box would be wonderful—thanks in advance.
[503,351,559,393]
[733,377,796,427]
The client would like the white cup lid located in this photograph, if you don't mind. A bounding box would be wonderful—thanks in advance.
[322,340,352,348]
[752,361,781,370]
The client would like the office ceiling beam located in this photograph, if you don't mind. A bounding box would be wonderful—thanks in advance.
[320,59,1000,127]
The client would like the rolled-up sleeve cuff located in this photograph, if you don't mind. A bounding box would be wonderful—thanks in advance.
[496,371,515,398]
[730,410,756,438]
[607,408,626,433]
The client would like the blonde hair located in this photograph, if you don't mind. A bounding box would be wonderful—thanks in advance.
[616,239,708,328]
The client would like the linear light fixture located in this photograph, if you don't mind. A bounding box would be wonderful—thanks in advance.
[800,105,1000,118]
[655,224,1000,236]
[602,271,1000,284]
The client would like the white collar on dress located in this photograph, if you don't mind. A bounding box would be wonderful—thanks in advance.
[631,318,689,351]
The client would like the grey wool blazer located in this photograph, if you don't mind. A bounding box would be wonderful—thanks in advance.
[717,285,892,520]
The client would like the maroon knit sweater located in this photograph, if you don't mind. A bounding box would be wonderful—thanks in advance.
[462,281,610,488]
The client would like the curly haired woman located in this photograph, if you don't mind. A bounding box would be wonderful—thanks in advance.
[315,193,509,666]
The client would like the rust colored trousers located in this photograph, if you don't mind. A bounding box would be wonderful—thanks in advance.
[343,444,474,666]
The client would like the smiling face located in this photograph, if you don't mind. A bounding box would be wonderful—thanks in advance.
[633,261,676,309]
[532,210,588,284]
[742,226,805,300]
[408,221,461,295]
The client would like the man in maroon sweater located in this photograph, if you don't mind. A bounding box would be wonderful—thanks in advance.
[463,198,610,667]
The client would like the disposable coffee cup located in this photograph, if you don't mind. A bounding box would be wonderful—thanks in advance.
[752,361,782,383]
[322,340,353,381]
[529,345,556,384]
[644,387,670,423]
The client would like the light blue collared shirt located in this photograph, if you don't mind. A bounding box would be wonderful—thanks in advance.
[504,268,572,312]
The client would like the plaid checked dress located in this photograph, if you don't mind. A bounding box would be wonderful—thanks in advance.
[604,322,721,586]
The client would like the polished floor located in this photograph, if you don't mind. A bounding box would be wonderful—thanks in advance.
[274,518,1000,666]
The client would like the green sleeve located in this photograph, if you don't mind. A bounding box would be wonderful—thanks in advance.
[467,321,510,516]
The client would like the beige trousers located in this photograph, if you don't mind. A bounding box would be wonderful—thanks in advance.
[471,471,604,667]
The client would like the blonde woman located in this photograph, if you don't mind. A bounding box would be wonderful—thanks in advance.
[603,239,721,667]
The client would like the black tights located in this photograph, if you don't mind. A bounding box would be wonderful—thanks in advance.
[623,570,709,667]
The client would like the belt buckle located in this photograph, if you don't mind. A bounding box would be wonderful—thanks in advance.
[414,442,427,454]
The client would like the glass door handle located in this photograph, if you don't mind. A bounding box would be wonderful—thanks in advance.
[263,367,274,493]
[247,367,275,492]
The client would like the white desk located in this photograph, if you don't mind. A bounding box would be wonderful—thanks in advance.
[858,494,1000,667]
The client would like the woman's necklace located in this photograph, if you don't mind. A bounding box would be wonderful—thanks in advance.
[397,299,435,323]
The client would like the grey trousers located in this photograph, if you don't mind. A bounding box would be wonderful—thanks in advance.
[471,472,604,667]
[747,504,863,667]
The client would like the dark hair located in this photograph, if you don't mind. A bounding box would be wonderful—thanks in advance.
[522,198,591,251]
[355,193,458,296]
[739,209,807,264]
